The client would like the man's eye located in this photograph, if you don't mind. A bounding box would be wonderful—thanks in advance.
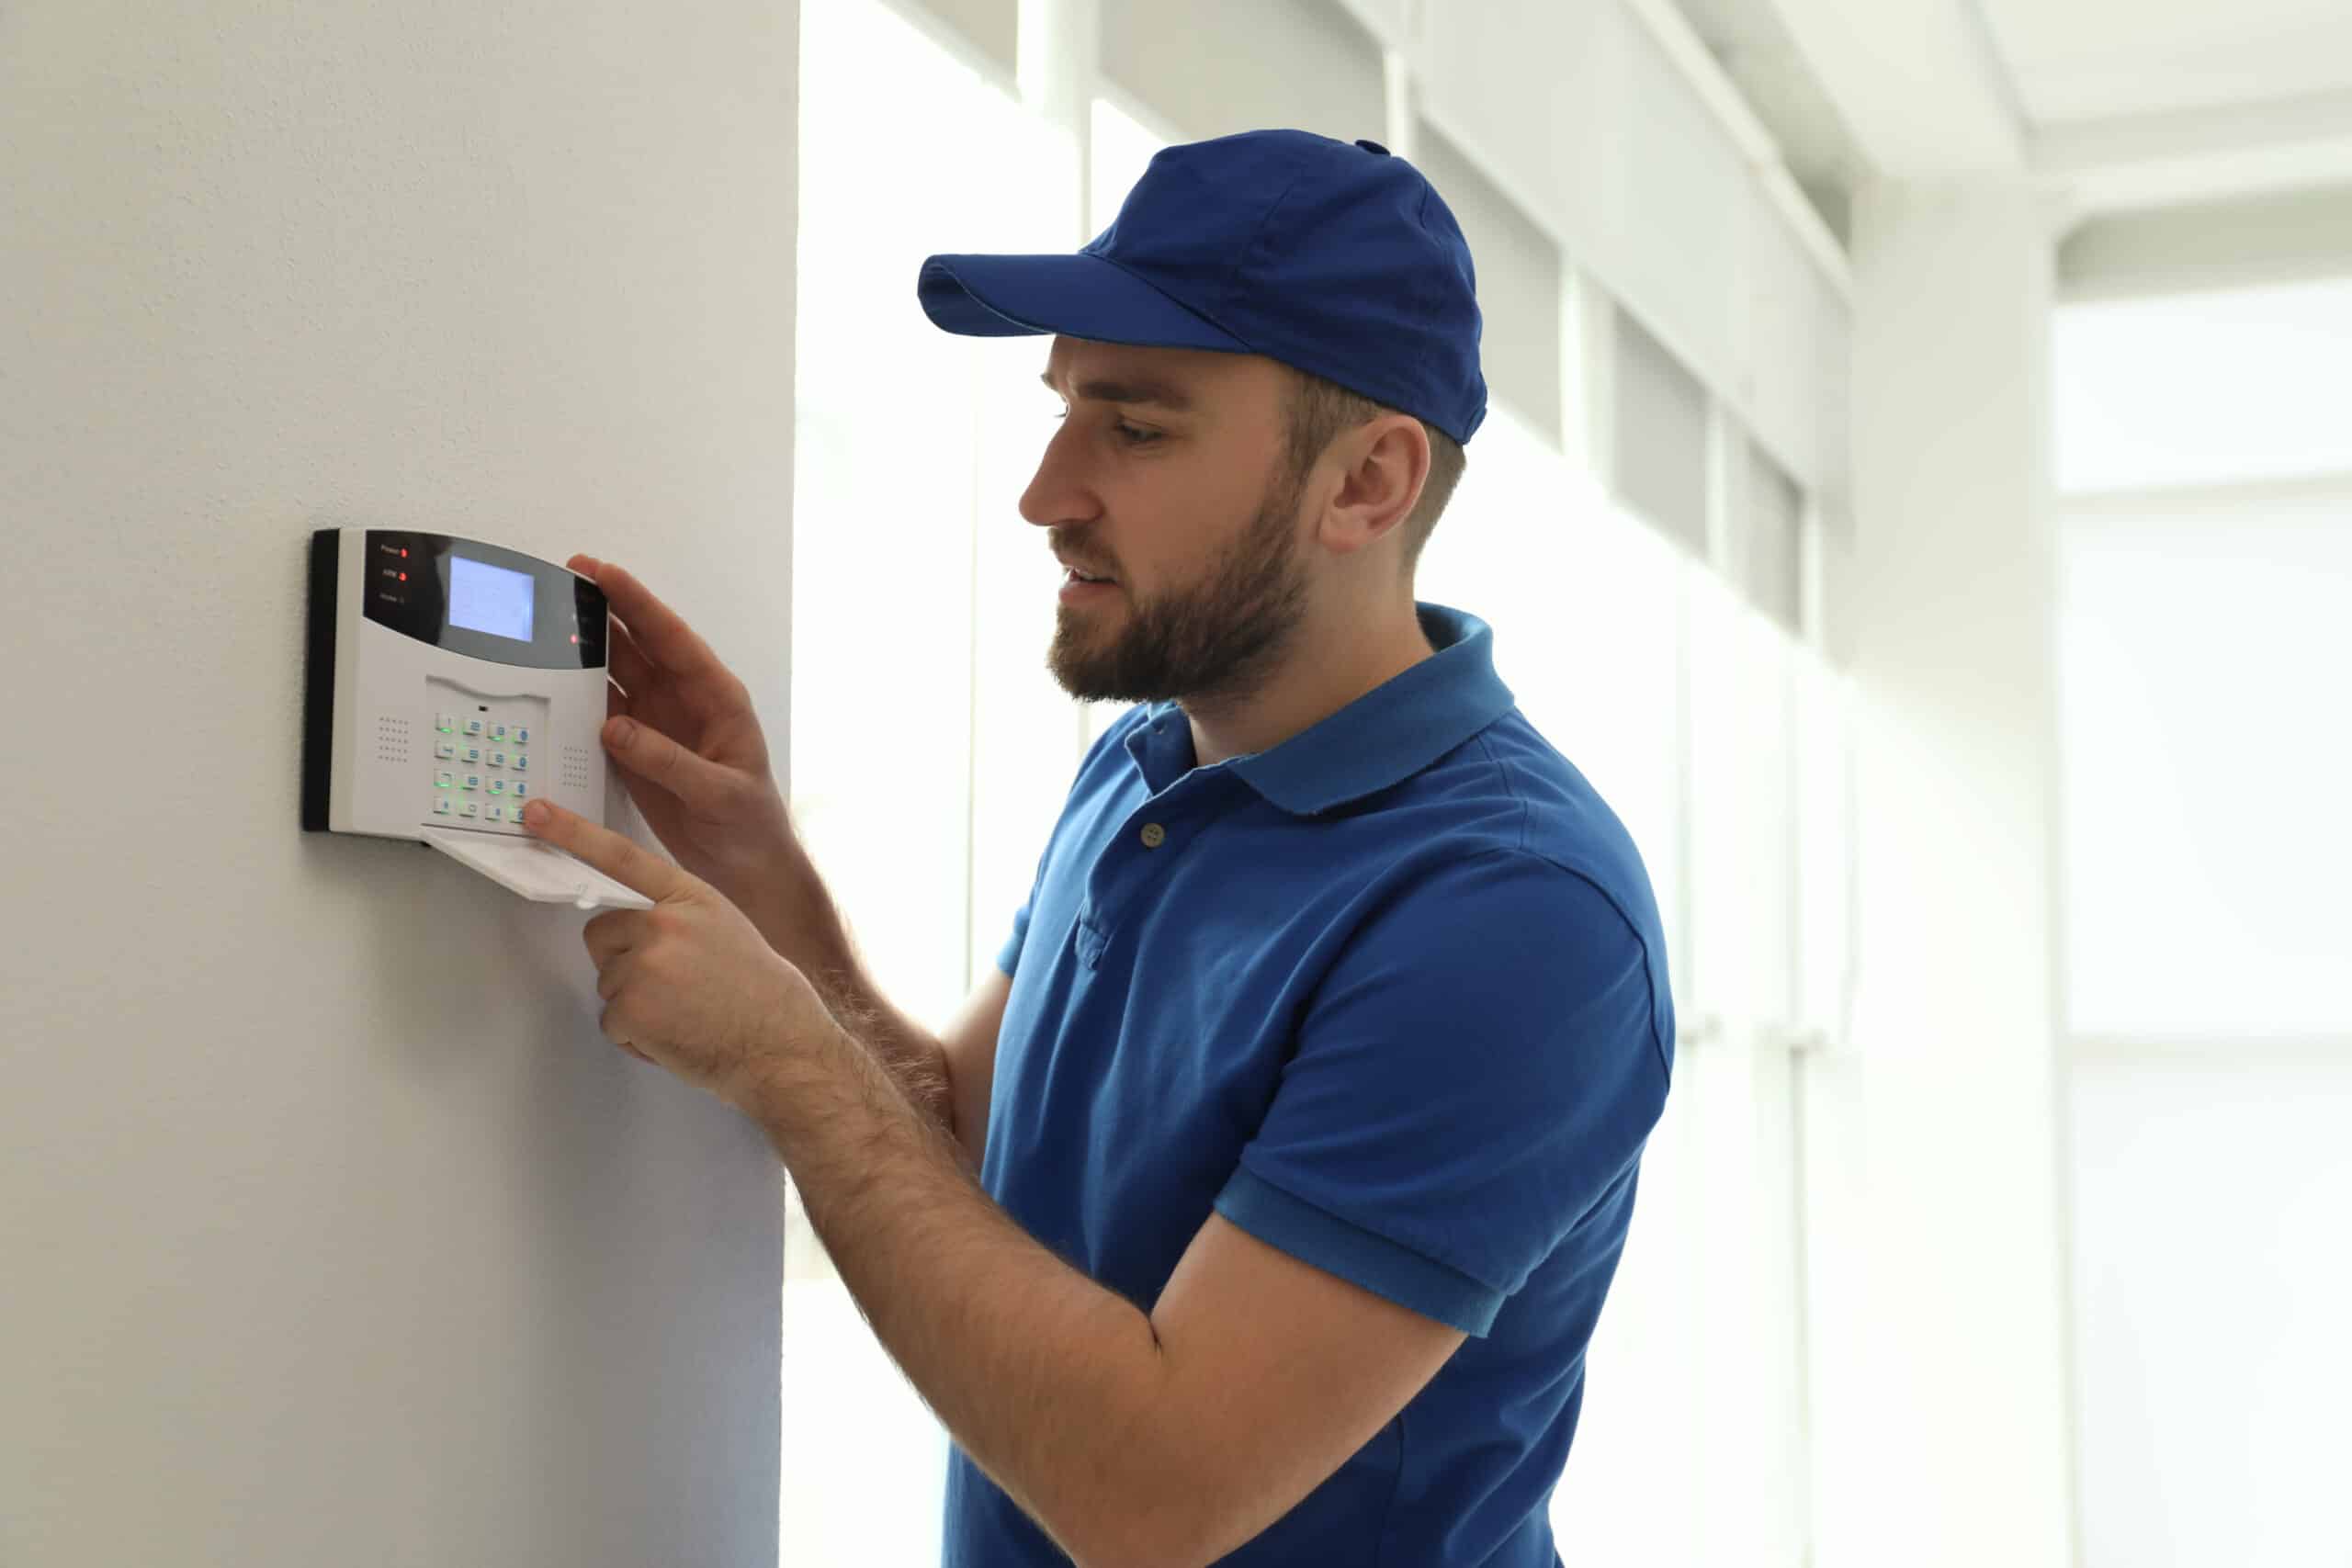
[1047,409,1161,447]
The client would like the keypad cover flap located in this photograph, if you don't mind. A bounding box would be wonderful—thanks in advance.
[421,829,654,910]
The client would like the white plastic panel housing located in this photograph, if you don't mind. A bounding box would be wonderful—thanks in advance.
[302,526,650,911]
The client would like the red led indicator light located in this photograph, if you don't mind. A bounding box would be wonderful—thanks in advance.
[400,548,409,558]
[570,634,580,644]
[398,572,408,582]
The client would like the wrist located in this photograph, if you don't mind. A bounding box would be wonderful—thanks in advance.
[744,1010,854,1156]
[736,1014,802,1141]
[730,846,846,963]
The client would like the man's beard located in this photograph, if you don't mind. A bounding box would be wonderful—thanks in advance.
[1046,463,1312,706]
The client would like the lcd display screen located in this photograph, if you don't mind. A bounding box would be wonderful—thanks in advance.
[448,556,535,643]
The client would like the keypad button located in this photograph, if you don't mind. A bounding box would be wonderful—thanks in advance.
[487,804,506,822]
[488,779,505,796]
[432,796,452,816]
[510,781,529,799]
[435,712,456,733]
[458,801,481,818]
[487,750,505,769]
[490,723,507,740]
[512,726,530,743]
[435,770,455,790]
[461,773,482,791]
[463,717,484,736]
[513,752,528,772]
[434,739,456,760]
[460,746,481,765]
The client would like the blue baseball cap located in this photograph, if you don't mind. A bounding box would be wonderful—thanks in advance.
[918,128,1487,446]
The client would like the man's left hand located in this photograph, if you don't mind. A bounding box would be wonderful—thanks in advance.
[520,797,831,1115]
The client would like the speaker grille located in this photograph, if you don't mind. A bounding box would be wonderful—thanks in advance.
[561,744,594,791]
[374,716,411,766]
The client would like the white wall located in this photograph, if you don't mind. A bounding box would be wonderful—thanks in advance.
[1832,180,2077,1568]
[0,3,797,1561]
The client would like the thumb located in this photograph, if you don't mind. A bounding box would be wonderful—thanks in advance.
[601,716,736,810]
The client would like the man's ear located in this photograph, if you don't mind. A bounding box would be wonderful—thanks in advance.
[1319,415,1430,558]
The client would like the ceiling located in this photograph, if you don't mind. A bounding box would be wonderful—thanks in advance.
[1988,0,2352,220]
[1974,0,2352,124]
[1673,0,2352,230]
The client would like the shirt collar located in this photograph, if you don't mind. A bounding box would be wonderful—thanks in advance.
[1136,602,1515,818]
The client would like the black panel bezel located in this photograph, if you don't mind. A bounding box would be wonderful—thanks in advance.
[359,530,609,670]
[300,528,339,831]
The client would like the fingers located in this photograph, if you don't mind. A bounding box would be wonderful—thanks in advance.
[601,715,738,813]
[519,798,691,904]
[576,560,732,693]
[581,913,652,1059]
[583,908,637,967]
[606,615,663,707]
[599,999,656,1062]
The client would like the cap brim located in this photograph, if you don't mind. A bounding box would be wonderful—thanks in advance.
[918,252,1250,354]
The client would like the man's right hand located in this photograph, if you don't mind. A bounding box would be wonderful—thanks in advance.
[568,555,804,937]
[571,555,985,1148]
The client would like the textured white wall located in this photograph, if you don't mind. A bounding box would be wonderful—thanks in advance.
[0,2,797,1561]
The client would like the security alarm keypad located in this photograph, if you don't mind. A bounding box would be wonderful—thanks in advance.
[303,527,651,909]
[429,705,538,823]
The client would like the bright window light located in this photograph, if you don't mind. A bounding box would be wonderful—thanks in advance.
[2052,276,2352,494]
[2061,486,2352,1037]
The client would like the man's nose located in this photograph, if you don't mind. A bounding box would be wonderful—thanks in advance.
[1018,417,1098,530]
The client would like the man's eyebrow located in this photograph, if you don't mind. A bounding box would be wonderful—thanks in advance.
[1039,369,1196,412]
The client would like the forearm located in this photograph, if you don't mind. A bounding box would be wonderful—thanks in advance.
[754,1016,1186,1568]
[734,840,957,1149]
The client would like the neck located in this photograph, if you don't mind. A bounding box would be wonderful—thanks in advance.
[1182,596,1437,768]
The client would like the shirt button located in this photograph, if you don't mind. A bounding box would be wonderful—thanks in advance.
[1140,822,1166,849]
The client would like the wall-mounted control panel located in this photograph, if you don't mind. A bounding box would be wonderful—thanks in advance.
[301,528,650,909]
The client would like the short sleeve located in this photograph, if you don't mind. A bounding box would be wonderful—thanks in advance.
[994,891,1033,979]
[1213,851,1669,1336]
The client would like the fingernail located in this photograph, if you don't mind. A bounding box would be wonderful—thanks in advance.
[524,801,548,826]
[606,717,635,746]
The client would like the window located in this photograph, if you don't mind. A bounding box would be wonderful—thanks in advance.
[786,0,1073,1559]
[2056,277,2352,1568]
[1611,306,1712,556]
[1099,0,1385,149]
[2061,485,2352,1039]
[1564,546,1812,1568]
[2052,276,2352,493]
[1736,436,1804,637]
[2055,279,2352,1039]
[1412,118,1566,446]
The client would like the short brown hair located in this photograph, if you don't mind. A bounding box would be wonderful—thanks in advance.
[1281,367,1467,580]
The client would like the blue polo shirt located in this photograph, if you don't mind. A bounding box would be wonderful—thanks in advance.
[944,602,1676,1567]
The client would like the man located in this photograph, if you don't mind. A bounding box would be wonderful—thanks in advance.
[522,129,1675,1566]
